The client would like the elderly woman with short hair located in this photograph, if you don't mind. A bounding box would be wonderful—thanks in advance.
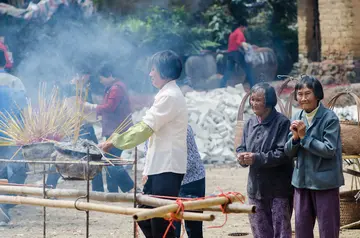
[285,76,344,238]
[236,83,293,238]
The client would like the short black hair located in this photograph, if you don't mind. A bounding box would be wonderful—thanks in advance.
[231,22,248,32]
[0,50,6,68]
[294,75,324,101]
[98,63,114,78]
[239,21,248,27]
[250,82,277,108]
[150,50,182,80]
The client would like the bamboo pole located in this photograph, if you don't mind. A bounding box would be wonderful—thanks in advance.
[342,155,360,160]
[340,220,360,230]
[133,194,247,222]
[204,204,255,214]
[0,159,133,166]
[0,195,215,222]
[0,186,255,213]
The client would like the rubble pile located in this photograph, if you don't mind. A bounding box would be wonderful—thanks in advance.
[332,105,358,121]
[185,85,248,164]
[124,84,251,165]
[290,54,357,85]
[120,84,357,166]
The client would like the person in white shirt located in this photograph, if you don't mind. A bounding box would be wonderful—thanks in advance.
[99,50,188,238]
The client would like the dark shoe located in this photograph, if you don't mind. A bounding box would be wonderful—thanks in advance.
[0,205,10,224]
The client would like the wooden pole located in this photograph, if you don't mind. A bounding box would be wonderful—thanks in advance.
[205,204,255,214]
[0,186,255,213]
[0,195,215,222]
[340,220,360,230]
[133,194,246,222]
[0,159,133,166]
[133,147,138,238]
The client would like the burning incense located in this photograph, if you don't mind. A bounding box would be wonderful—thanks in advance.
[0,82,87,146]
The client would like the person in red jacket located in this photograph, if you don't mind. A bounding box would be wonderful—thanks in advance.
[221,22,254,88]
[0,37,13,72]
[84,63,134,193]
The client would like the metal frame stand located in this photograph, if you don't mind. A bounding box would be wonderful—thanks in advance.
[133,147,138,238]
[1,145,134,238]
[86,146,90,238]
[42,164,47,238]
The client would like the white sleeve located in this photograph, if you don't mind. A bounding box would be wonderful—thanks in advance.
[142,95,178,132]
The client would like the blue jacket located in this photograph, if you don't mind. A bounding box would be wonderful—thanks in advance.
[0,86,27,174]
[285,103,344,190]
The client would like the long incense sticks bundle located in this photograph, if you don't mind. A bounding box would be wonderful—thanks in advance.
[106,114,133,143]
[0,82,88,146]
[72,80,89,144]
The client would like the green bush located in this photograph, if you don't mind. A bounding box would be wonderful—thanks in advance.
[118,6,219,56]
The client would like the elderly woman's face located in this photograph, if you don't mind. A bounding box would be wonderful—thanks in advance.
[250,91,266,116]
[296,85,318,112]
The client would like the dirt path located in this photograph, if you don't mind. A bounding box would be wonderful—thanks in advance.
[0,167,359,238]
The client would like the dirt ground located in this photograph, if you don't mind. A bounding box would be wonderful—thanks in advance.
[0,166,359,238]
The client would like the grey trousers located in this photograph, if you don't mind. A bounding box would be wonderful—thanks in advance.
[294,188,340,238]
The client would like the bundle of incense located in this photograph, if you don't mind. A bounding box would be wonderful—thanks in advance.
[0,82,85,146]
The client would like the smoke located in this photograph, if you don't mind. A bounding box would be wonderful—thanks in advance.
[9,7,154,99]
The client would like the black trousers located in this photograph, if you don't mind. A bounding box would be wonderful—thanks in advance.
[174,178,206,238]
[138,172,184,238]
[221,50,255,88]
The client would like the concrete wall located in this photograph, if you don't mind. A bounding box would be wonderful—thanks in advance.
[297,0,315,58]
[318,0,355,59]
[351,0,360,58]
[298,0,360,60]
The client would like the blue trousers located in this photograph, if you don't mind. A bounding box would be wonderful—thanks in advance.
[0,146,28,214]
[47,130,134,193]
[91,141,134,193]
[174,178,206,238]
[46,163,134,193]
[46,124,99,188]
[221,50,255,88]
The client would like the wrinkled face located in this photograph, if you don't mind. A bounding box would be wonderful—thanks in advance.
[149,66,167,89]
[250,90,267,116]
[296,86,318,112]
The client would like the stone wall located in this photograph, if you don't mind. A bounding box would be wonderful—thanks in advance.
[291,54,357,85]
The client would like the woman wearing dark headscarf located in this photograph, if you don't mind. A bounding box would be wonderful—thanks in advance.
[236,83,293,238]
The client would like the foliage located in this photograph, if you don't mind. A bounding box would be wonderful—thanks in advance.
[117,6,220,56]
[202,3,235,47]
[1,0,299,91]
[229,0,298,74]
